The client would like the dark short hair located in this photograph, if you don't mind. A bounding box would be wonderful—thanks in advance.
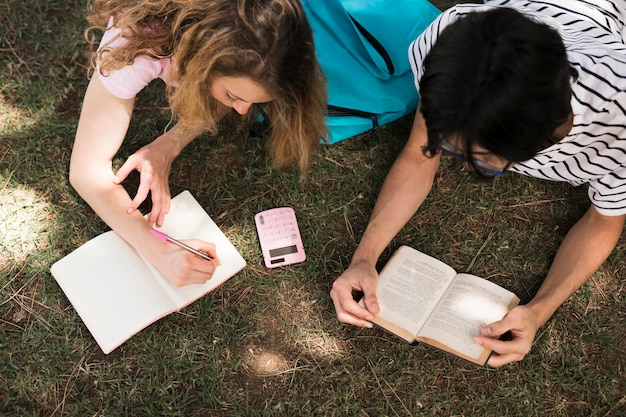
[420,7,577,165]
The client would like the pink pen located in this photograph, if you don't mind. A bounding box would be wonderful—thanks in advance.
[150,229,213,261]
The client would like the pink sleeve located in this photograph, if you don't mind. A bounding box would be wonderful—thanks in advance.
[97,25,172,99]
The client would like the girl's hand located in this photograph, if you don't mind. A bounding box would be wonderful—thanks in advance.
[114,131,181,226]
[152,239,221,287]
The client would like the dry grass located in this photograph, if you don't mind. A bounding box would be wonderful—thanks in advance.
[1,0,625,416]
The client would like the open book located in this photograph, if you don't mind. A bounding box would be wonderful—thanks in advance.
[364,245,519,366]
[51,190,247,354]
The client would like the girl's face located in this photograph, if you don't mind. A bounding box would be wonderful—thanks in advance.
[211,76,273,115]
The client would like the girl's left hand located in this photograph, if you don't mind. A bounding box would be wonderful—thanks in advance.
[114,131,180,226]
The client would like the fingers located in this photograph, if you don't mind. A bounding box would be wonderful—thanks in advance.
[361,290,380,316]
[187,257,220,283]
[472,307,537,367]
[475,334,529,355]
[115,156,172,225]
[169,261,217,287]
[112,155,151,215]
[486,352,525,368]
[330,278,376,328]
[113,135,179,226]
[480,317,514,339]
[129,178,151,214]
[113,155,136,185]
[330,293,374,328]
[477,336,528,367]
[169,242,220,287]
[148,184,171,227]
[200,243,219,261]
[185,240,219,265]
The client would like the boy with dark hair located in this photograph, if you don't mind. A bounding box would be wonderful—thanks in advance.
[331,0,626,366]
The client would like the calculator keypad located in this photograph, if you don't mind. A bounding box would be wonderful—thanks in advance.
[257,209,300,244]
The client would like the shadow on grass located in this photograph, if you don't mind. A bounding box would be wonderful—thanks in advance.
[1,0,625,415]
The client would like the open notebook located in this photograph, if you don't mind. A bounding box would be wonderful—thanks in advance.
[51,190,247,354]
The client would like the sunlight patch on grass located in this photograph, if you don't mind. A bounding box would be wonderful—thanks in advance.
[0,183,52,267]
[243,346,293,376]
[297,327,346,358]
[0,95,33,134]
[268,281,349,361]
[269,282,348,360]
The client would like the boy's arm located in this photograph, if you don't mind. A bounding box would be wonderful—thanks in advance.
[331,108,441,326]
[476,206,625,366]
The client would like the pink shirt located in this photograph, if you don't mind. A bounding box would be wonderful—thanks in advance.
[97,24,172,99]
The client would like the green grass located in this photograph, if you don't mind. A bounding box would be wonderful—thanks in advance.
[1,0,625,416]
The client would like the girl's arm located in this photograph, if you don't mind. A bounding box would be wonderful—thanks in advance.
[70,76,220,286]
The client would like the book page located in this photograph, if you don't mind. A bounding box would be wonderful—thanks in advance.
[370,246,457,342]
[51,190,246,354]
[149,190,247,308]
[417,273,519,364]
[50,232,179,354]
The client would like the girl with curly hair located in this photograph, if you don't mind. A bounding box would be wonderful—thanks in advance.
[70,0,327,286]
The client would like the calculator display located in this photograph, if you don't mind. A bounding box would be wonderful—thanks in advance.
[269,245,298,257]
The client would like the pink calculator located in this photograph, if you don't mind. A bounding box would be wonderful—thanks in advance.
[254,207,306,268]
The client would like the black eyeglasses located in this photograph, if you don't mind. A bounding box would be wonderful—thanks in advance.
[439,140,510,177]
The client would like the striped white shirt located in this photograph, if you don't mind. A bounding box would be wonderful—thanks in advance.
[410,0,626,215]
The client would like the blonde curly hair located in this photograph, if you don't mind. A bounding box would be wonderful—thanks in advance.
[87,0,327,171]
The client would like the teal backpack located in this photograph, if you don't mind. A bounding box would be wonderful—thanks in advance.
[301,0,441,143]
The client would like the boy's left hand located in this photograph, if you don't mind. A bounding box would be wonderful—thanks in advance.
[473,305,540,367]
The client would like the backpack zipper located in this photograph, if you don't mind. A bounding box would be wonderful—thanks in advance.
[327,105,380,129]
[348,14,395,76]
